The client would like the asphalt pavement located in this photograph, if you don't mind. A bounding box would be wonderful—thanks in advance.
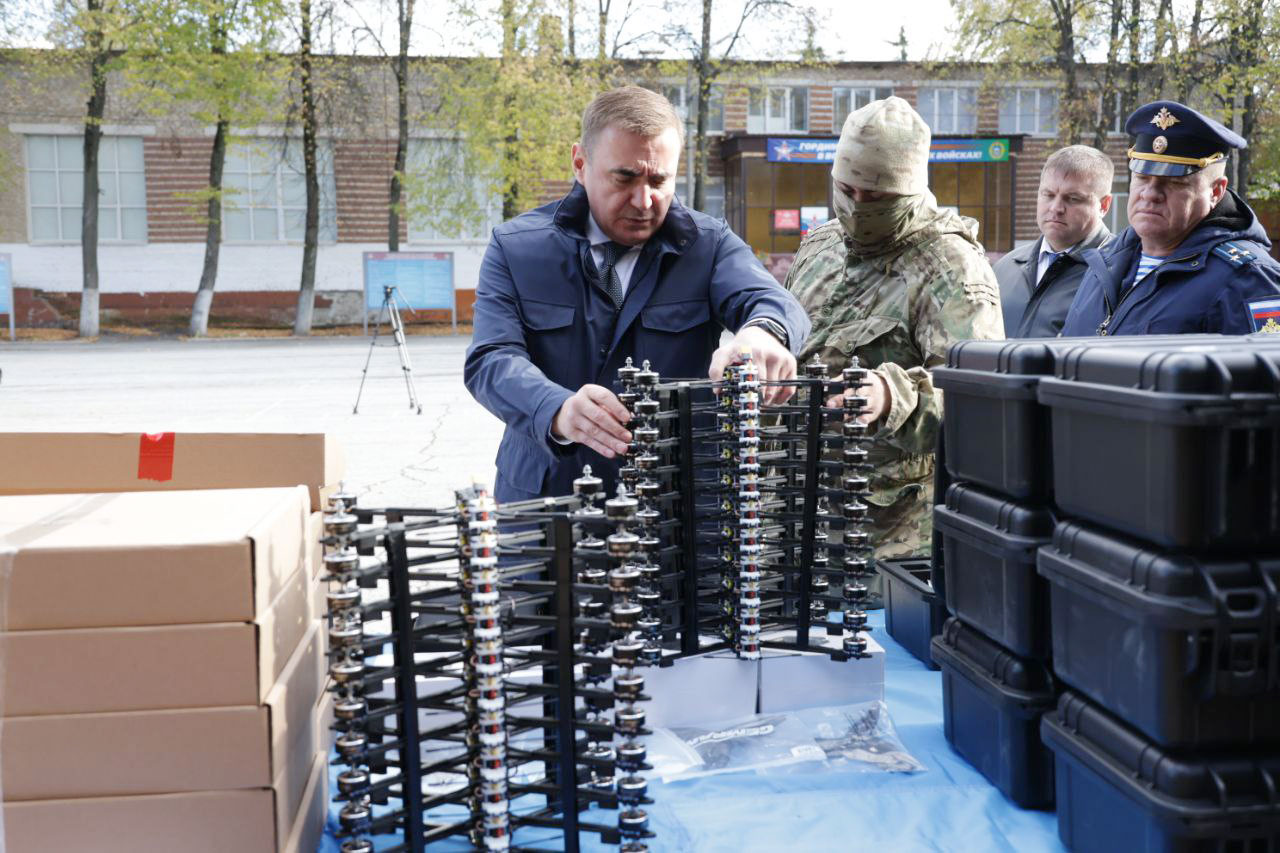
[0,333,504,508]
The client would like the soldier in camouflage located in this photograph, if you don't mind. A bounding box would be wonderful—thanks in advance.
[785,96,1004,582]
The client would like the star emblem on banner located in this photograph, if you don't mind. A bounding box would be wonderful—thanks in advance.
[775,141,793,160]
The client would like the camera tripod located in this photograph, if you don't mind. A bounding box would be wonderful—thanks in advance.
[353,285,422,415]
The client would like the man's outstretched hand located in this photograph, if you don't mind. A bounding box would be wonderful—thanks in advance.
[708,325,798,405]
[551,384,632,458]
[826,370,891,425]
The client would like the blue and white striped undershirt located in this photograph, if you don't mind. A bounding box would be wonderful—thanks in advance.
[1133,253,1165,287]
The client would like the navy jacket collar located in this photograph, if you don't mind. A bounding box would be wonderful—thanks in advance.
[552,181,699,255]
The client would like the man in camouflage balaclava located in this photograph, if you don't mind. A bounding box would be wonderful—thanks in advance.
[785,96,1004,600]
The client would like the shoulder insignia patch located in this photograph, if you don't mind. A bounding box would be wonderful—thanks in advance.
[1213,241,1257,267]
[1248,296,1280,333]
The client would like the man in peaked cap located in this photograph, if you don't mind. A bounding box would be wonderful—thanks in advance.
[1061,99,1280,335]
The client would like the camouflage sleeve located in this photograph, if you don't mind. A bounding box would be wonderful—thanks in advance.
[873,235,1005,456]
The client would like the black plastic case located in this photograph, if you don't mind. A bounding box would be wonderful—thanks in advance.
[934,339,1061,501]
[1038,343,1280,552]
[932,482,1056,659]
[881,556,946,670]
[930,618,1057,809]
[1037,520,1280,747]
[1042,691,1280,853]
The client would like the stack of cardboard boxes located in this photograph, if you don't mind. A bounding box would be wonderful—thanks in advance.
[0,433,343,853]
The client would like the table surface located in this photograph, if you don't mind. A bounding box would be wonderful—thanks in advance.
[319,612,1067,853]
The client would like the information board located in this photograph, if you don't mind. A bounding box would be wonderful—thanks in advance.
[362,251,456,333]
[766,137,1011,164]
[0,253,13,341]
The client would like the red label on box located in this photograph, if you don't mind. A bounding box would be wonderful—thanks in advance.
[137,432,176,481]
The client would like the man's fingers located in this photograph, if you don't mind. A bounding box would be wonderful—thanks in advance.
[583,402,631,448]
[584,384,632,426]
[708,346,731,382]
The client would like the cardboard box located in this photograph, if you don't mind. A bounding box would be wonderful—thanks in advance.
[0,487,310,631]
[0,432,343,512]
[1,751,329,853]
[0,563,313,716]
[281,751,329,853]
[1,620,324,800]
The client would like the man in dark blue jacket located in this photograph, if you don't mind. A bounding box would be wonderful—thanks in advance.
[1059,100,1280,335]
[1062,100,1280,336]
[465,86,810,502]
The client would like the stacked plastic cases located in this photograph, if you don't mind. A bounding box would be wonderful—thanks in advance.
[929,339,1068,809]
[1034,340,1280,853]
[937,334,1280,848]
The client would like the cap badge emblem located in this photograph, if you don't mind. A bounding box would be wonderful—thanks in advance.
[1152,135,1168,153]
[1150,107,1180,131]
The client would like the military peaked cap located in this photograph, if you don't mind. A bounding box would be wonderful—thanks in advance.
[1125,100,1246,177]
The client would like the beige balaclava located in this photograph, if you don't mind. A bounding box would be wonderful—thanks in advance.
[831,96,936,254]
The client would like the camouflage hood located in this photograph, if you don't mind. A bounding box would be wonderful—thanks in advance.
[834,189,983,259]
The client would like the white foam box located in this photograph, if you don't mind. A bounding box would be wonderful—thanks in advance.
[639,651,760,728]
[758,628,885,713]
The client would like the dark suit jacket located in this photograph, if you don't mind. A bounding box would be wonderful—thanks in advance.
[464,182,810,502]
[994,223,1112,338]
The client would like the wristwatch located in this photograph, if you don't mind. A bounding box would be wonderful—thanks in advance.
[741,317,789,349]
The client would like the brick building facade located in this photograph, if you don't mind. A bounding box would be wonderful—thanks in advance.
[0,54,1134,329]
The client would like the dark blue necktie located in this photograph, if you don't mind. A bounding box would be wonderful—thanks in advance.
[1039,250,1064,284]
[593,241,628,308]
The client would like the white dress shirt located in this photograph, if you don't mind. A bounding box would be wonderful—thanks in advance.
[587,214,643,298]
[1035,240,1076,285]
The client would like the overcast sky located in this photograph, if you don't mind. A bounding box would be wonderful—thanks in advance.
[333,0,960,62]
[7,0,960,61]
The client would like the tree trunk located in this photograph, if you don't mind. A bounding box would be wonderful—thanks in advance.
[293,0,320,336]
[1125,0,1140,116]
[191,116,228,336]
[1233,2,1261,196]
[596,0,607,60]
[1092,0,1124,150]
[79,0,108,339]
[567,0,575,56]
[388,0,414,251]
[1051,1,1080,143]
[501,0,519,220]
[692,0,712,211]
[191,14,229,338]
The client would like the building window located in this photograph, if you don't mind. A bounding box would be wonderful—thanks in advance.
[928,159,1014,252]
[917,86,978,135]
[832,86,893,130]
[747,86,808,133]
[661,84,725,133]
[222,138,337,243]
[675,175,725,219]
[1105,174,1129,234]
[999,87,1059,136]
[406,138,501,242]
[26,134,147,243]
[1097,91,1124,135]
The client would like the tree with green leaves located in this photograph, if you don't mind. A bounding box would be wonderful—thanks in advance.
[952,0,1280,200]
[43,0,140,336]
[661,0,820,212]
[124,0,287,335]
[291,0,321,335]
[403,2,602,240]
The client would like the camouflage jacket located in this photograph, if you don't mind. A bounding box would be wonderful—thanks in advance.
[785,209,1004,551]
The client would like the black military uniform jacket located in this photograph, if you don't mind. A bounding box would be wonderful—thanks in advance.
[994,223,1113,338]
